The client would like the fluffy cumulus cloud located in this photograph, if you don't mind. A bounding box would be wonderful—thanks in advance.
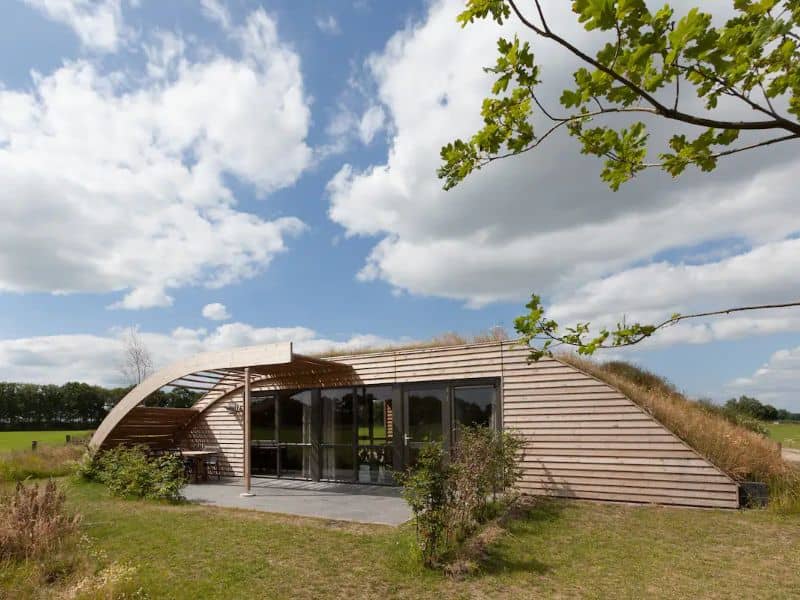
[0,8,312,309]
[0,325,404,386]
[202,302,231,321]
[23,0,127,52]
[327,0,800,341]
[727,346,800,411]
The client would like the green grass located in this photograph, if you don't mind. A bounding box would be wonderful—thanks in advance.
[0,430,92,452]
[766,422,800,449]
[4,481,800,599]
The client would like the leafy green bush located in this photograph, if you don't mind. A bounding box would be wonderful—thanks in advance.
[397,426,525,568]
[396,442,450,566]
[79,446,186,502]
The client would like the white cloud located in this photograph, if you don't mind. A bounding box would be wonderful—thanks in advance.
[0,325,405,386]
[548,238,800,330]
[358,105,385,144]
[202,302,231,321]
[24,0,127,52]
[0,9,312,309]
[142,30,186,79]
[727,346,800,411]
[200,0,231,31]
[315,15,341,35]
[326,0,800,343]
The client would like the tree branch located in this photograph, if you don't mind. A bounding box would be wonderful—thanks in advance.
[506,0,800,135]
[474,105,659,166]
[535,300,800,353]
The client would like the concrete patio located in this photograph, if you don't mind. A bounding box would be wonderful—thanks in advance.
[184,478,412,526]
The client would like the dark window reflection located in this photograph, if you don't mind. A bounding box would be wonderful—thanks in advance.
[251,394,276,441]
[454,386,494,429]
[406,387,445,441]
[279,390,312,444]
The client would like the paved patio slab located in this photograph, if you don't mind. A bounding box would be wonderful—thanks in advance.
[184,478,412,526]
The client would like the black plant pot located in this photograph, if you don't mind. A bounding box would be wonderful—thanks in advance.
[739,481,769,508]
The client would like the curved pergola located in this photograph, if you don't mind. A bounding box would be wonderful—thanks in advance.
[91,342,356,450]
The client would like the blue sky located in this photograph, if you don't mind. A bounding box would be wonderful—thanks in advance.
[0,0,798,410]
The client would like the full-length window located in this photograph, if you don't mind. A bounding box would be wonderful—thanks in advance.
[250,390,313,479]
[321,387,355,481]
[250,393,277,476]
[357,385,394,484]
[278,390,313,479]
[404,385,447,467]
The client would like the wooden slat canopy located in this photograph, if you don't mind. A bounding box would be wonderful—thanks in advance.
[91,343,356,450]
[101,407,199,450]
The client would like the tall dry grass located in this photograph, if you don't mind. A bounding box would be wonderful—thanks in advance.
[313,328,510,358]
[0,480,80,561]
[0,443,85,481]
[559,355,800,511]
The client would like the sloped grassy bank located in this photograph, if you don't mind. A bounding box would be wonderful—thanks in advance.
[558,355,800,512]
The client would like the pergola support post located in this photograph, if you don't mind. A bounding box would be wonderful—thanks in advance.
[240,366,254,497]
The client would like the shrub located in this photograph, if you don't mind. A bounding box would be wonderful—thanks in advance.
[0,444,85,481]
[0,480,80,561]
[396,442,450,567]
[80,445,187,502]
[397,427,525,567]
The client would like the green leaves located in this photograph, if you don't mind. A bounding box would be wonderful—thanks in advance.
[514,293,672,362]
[438,35,539,190]
[457,0,510,26]
[440,0,800,191]
[660,128,740,176]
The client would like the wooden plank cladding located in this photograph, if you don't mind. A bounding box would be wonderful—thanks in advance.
[190,340,739,509]
[102,406,199,450]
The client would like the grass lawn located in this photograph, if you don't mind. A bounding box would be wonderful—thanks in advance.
[0,430,92,452]
[4,481,799,599]
[766,422,800,449]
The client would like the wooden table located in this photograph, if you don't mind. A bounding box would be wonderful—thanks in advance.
[181,450,218,483]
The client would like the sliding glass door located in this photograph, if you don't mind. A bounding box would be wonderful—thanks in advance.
[357,385,394,484]
[278,390,313,479]
[321,387,356,481]
[250,390,313,479]
[403,384,447,466]
[251,393,278,476]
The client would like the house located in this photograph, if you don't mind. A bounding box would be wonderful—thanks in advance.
[90,340,740,508]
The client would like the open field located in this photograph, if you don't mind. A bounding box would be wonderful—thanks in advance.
[766,422,800,449]
[0,430,92,452]
[3,481,800,599]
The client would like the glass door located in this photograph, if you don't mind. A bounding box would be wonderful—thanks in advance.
[321,387,356,481]
[250,393,277,476]
[250,390,313,479]
[357,386,395,484]
[403,384,447,466]
[277,390,313,479]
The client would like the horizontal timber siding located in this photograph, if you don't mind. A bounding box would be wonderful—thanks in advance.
[181,390,244,477]
[190,341,739,508]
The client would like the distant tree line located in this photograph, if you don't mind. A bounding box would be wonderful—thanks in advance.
[724,396,800,422]
[0,382,201,431]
